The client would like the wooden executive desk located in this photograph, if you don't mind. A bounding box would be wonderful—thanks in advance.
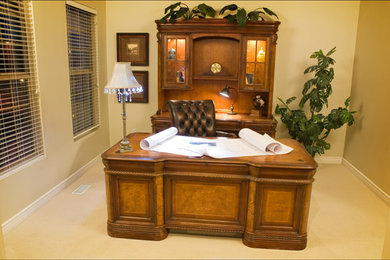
[102,133,317,250]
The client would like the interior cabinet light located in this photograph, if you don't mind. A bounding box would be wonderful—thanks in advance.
[257,47,265,62]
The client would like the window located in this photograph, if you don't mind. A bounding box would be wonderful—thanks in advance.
[0,0,43,174]
[65,2,99,137]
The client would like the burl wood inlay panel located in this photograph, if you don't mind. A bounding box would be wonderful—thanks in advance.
[172,180,240,220]
[260,187,296,226]
[118,180,150,217]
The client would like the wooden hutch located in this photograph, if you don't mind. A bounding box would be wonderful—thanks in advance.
[151,19,281,136]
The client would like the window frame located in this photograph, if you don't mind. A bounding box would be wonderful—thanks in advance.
[65,1,100,139]
[0,0,45,177]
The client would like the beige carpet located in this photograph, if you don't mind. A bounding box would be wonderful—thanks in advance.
[3,162,389,259]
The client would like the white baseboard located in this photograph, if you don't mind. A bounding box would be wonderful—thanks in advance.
[343,158,390,206]
[1,155,101,234]
[315,156,343,164]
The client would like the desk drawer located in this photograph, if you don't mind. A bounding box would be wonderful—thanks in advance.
[152,118,172,133]
[216,120,240,131]
[242,122,275,133]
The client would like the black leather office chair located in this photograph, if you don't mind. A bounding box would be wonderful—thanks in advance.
[166,99,236,137]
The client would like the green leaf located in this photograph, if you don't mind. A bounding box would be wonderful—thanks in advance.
[160,13,171,23]
[219,4,237,15]
[275,104,281,114]
[168,11,178,22]
[175,7,189,19]
[309,89,325,112]
[164,2,181,14]
[236,8,247,26]
[299,95,309,109]
[286,96,296,104]
[344,97,351,107]
[326,46,336,56]
[312,113,324,123]
[224,14,236,23]
[247,11,259,22]
[340,110,351,124]
[263,7,279,19]
[304,65,318,74]
[303,79,316,94]
[197,3,216,17]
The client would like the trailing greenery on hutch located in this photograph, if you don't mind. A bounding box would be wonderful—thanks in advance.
[160,2,278,26]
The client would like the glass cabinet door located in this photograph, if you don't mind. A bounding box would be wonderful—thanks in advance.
[163,35,189,89]
[241,37,269,91]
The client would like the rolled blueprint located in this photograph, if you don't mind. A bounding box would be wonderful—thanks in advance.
[238,128,282,153]
[140,127,178,149]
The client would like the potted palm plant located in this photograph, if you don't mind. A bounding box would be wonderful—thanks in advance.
[275,47,356,157]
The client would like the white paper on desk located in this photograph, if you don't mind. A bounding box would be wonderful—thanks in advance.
[140,127,292,158]
[140,127,213,157]
[206,128,293,158]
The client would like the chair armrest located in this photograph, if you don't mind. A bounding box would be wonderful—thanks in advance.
[216,130,237,138]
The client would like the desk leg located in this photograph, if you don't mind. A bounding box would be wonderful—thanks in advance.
[105,170,168,241]
[243,180,257,245]
[243,179,309,250]
[155,175,166,228]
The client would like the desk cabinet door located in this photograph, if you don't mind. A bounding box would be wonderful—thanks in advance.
[255,184,306,232]
[164,176,248,233]
[111,176,156,225]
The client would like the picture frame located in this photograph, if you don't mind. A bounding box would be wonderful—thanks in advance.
[117,33,149,66]
[117,71,149,103]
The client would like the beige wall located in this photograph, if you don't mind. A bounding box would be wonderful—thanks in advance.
[384,210,390,259]
[0,225,4,259]
[344,1,390,195]
[106,1,360,158]
[0,1,109,223]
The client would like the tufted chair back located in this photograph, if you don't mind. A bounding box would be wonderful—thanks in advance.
[167,100,217,137]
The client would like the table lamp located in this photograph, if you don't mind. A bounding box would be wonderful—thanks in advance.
[219,85,237,115]
[104,62,143,153]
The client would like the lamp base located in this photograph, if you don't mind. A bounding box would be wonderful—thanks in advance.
[228,104,237,115]
[117,138,133,153]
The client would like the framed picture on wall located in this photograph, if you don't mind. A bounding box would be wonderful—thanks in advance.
[117,71,149,103]
[117,33,149,66]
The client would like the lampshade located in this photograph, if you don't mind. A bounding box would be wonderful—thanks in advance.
[104,62,143,95]
[219,85,231,98]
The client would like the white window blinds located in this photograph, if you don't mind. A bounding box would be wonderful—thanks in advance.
[65,2,99,137]
[0,0,43,174]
